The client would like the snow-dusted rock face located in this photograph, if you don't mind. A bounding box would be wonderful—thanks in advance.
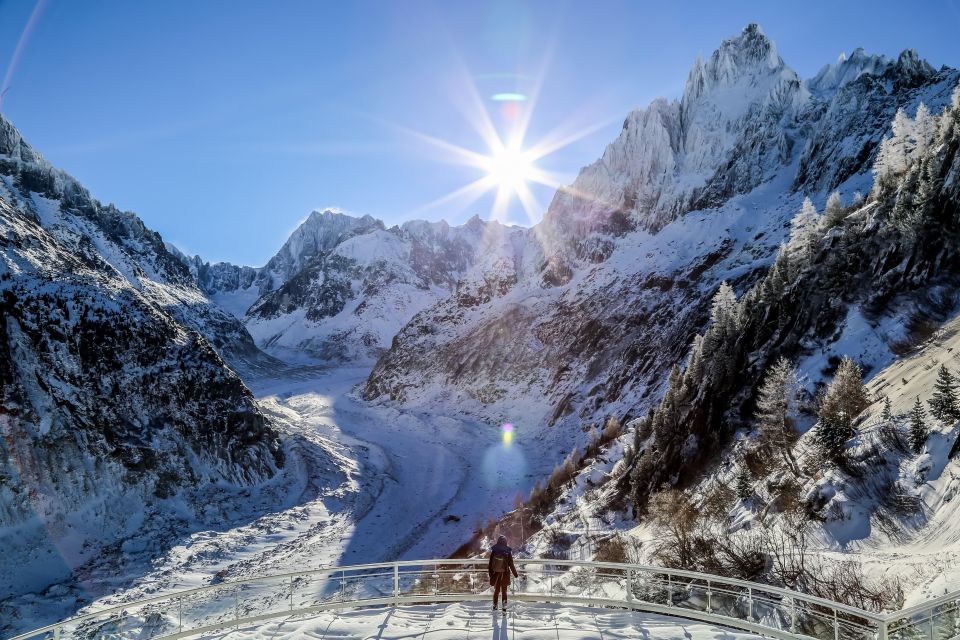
[0,119,265,365]
[178,210,507,362]
[365,25,960,454]
[242,215,500,362]
[0,116,284,604]
[541,24,807,251]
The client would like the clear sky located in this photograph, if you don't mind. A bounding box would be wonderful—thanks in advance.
[2,0,959,266]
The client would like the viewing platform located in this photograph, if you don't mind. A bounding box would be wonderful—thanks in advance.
[9,559,959,640]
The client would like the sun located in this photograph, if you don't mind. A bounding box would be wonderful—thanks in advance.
[387,57,621,224]
[483,143,536,193]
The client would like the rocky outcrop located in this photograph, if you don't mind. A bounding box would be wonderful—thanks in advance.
[0,115,284,601]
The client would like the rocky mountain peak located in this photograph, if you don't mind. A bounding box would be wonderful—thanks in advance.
[263,208,384,280]
[891,48,937,88]
[693,23,782,94]
[809,47,891,93]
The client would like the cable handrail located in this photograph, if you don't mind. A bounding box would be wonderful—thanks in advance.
[7,558,959,640]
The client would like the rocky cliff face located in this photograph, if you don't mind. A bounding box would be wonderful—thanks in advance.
[178,210,507,362]
[0,115,285,602]
[363,25,960,458]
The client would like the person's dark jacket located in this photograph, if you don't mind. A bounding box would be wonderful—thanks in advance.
[488,541,519,586]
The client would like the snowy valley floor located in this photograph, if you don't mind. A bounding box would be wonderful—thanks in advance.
[204,602,764,640]
[9,362,555,634]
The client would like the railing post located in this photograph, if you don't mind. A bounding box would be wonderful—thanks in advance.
[626,569,633,604]
[929,606,934,640]
[178,596,182,633]
[53,626,61,640]
[791,597,797,633]
[234,589,239,629]
[667,574,673,606]
[748,587,753,622]
[878,618,888,640]
[289,575,294,611]
[393,563,400,604]
[340,570,345,601]
[707,579,713,614]
[834,608,840,640]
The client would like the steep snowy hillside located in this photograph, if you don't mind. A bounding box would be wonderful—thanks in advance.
[0,115,302,632]
[508,83,960,610]
[0,118,271,366]
[366,25,959,464]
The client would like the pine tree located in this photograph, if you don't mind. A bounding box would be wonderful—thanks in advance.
[735,466,753,500]
[824,191,845,228]
[910,396,929,453]
[704,282,738,384]
[789,197,822,261]
[881,396,893,423]
[685,334,705,385]
[875,108,916,180]
[928,365,960,423]
[755,357,802,474]
[914,102,935,159]
[817,357,871,458]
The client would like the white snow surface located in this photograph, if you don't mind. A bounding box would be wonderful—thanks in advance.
[201,602,764,640]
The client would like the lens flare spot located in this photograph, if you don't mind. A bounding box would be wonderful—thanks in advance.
[491,92,527,102]
[503,430,513,445]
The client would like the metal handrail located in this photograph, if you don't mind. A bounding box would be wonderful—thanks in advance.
[7,559,958,640]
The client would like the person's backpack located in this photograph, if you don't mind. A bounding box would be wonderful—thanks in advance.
[490,553,508,573]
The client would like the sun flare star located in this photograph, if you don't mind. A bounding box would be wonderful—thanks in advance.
[392,63,621,224]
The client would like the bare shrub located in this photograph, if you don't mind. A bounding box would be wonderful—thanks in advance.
[702,483,736,522]
[594,534,629,565]
[743,446,775,477]
[647,488,700,568]
[772,476,804,515]
[805,559,904,612]
[878,420,911,454]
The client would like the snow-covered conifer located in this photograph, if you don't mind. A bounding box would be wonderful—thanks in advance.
[824,191,845,227]
[756,357,802,473]
[817,357,870,457]
[735,466,753,500]
[910,396,929,453]
[914,102,935,158]
[788,197,822,261]
[928,364,960,422]
[874,108,917,189]
[881,396,893,423]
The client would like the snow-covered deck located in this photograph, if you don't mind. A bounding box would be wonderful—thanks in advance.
[213,602,765,639]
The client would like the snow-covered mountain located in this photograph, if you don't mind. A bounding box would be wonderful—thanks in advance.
[364,25,959,459]
[495,53,960,609]
[0,114,291,626]
[179,210,511,362]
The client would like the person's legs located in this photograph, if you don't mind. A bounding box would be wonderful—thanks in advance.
[492,582,505,608]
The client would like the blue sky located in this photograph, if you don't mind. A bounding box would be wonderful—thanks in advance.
[2,0,959,265]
